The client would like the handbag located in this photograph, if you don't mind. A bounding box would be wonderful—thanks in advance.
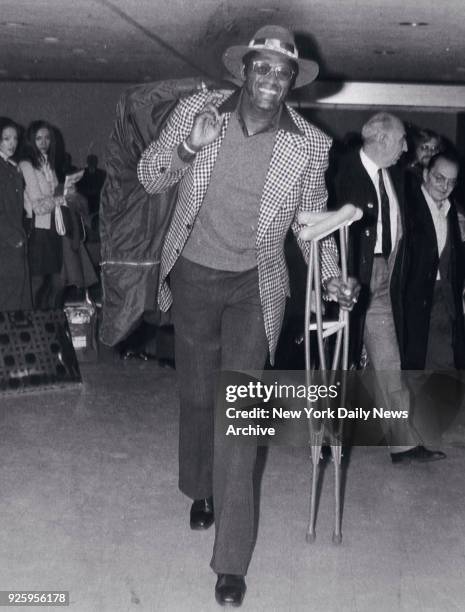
[55,203,71,236]
[55,204,85,249]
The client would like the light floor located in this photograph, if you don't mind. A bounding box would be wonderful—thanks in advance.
[0,360,464,612]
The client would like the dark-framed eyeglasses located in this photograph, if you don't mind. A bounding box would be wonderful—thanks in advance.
[430,171,457,188]
[251,60,294,82]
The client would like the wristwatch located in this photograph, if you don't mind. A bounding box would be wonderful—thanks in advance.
[177,140,199,163]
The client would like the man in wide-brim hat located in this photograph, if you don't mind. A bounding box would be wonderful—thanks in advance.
[138,24,358,607]
[222,24,319,88]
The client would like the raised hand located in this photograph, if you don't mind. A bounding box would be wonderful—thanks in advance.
[187,93,224,151]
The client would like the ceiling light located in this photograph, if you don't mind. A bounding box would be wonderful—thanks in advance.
[44,37,59,44]
[72,48,86,55]
[398,21,429,27]
[95,57,108,64]
[1,21,28,28]
[374,49,396,56]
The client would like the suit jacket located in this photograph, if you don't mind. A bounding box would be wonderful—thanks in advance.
[0,158,26,267]
[138,88,339,361]
[403,180,465,368]
[335,150,408,366]
[0,157,31,309]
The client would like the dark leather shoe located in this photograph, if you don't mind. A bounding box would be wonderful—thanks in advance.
[215,574,246,607]
[391,445,446,464]
[190,497,214,530]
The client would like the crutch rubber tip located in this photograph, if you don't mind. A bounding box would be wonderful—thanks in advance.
[332,532,342,545]
[306,531,316,543]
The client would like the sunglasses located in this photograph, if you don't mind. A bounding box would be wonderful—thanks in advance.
[251,60,294,82]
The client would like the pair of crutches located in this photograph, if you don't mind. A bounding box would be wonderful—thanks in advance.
[298,204,363,544]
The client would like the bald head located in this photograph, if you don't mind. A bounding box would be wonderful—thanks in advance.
[362,113,407,168]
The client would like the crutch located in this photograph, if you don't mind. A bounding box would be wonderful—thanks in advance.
[298,204,363,544]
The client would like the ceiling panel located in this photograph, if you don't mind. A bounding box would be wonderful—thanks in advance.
[0,0,464,85]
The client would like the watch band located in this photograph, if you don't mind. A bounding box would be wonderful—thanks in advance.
[183,140,198,155]
[177,140,198,163]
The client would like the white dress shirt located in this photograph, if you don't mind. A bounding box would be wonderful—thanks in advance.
[421,185,450,280]
[360,149,398,255]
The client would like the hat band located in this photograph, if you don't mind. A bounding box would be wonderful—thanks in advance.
[249,37,298,59]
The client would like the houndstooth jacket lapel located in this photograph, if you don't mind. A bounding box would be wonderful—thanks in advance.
[257,126,309,245]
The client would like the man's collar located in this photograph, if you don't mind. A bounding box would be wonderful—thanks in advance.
[218,88,302,136]
[360,148,381,180]
[218,88,242,113]
[278,105,302,135]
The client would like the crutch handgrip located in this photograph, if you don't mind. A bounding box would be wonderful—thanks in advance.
[298,203,363,242]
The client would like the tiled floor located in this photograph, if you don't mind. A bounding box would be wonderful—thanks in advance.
[0,360,464,611]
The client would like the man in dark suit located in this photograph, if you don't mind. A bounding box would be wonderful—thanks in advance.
[404,151,465,370]
[335,112,446,463]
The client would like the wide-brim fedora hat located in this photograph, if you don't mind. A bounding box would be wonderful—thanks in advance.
[222,25,319,89]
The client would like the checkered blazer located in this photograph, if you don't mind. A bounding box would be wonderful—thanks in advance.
[138,89,340,361]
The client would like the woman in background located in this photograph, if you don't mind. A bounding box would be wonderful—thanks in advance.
[19,120,65,309]
[0,117,31,310]
[405,126,443,182]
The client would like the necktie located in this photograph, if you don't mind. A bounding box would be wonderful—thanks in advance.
[378,169,392,258]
